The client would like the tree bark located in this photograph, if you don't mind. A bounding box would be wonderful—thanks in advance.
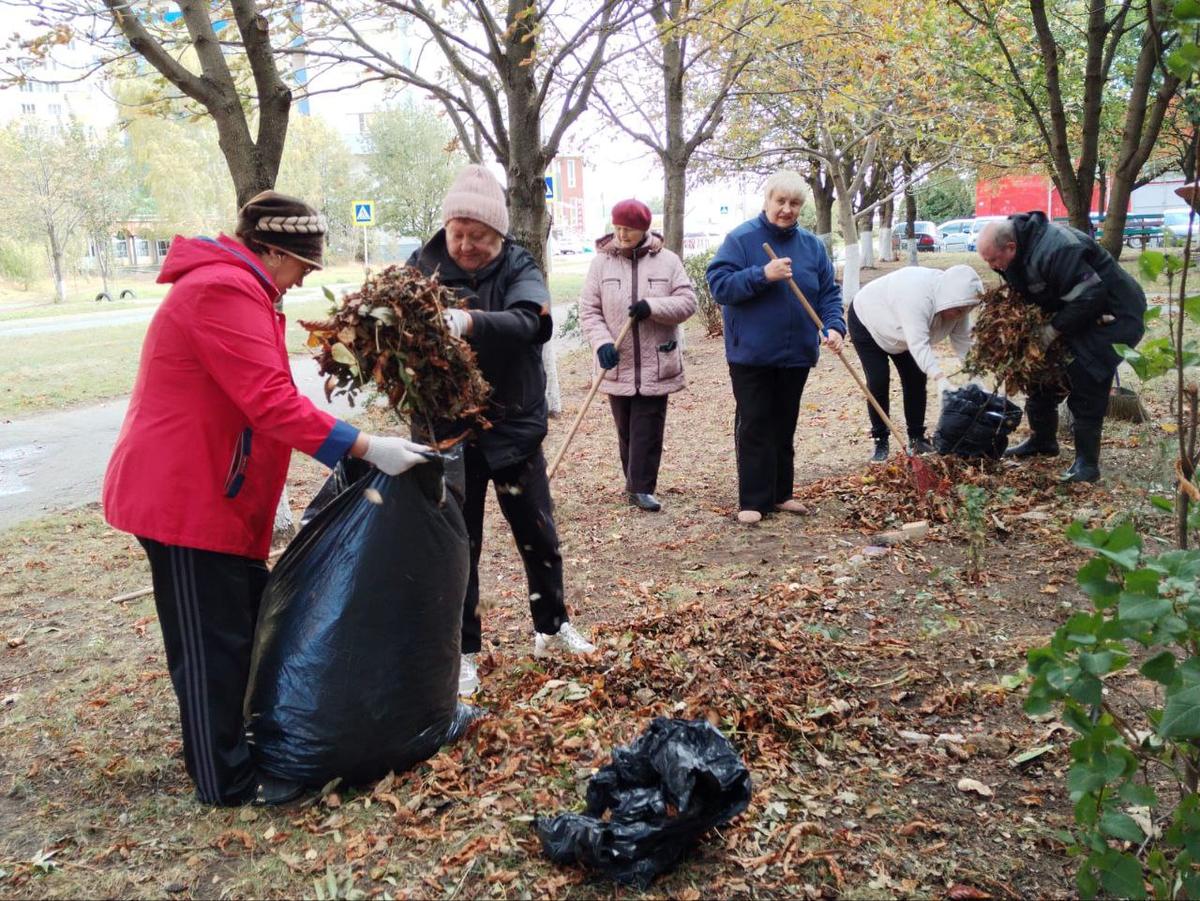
[805,158,836,258]
[878,195,895,262]
[46,221,66,304]
[663,160,687,254]
[660,0,686,255]
[904,152,918,266]
[1101,0,1181,259]
[102,0,291,209]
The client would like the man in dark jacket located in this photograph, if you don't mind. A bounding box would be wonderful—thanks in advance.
[408,165,594,697]
[977,212,1146,482]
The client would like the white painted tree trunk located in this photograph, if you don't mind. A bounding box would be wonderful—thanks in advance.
[842,243,862,300]
[859,229,875,268]
[878,227,895,262]
[543,339,562,416]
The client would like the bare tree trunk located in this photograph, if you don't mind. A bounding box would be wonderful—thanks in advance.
[904,152,919,266]
[1101,0,1180,259]
[878,195,895,262]
[46,222,66,303]
[660,3,686,255]
[805,160,836,258]
[663,159,687,254]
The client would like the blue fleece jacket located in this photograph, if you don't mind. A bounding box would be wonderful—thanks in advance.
[705,213,845,367]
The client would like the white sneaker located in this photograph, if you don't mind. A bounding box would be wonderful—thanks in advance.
[458,653,480,696]
[533,622,596,658]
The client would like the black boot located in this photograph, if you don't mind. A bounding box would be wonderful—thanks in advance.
[628,492,662,512]
[252,771,306,807]
[908,436,936,455]
[1006,396,1060,458]
[870,437,889,463]
[1060,422,1101,483]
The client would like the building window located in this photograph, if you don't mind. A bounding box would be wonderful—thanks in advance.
[156,239,171,258]
[567,158,576,189]
[47,104,62,116]
[112,238,129,259]
[19,82,33,92]
[20,103,34,115]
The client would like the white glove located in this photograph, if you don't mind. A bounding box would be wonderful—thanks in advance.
[360,435,431,476]
[443,308,472,338]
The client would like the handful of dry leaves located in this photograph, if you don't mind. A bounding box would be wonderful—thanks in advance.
[964,285,1069,395]
[300,265,491,440]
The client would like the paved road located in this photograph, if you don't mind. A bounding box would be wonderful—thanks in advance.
[0,303,578,531]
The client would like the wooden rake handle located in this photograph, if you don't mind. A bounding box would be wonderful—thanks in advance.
[547,316,636,480]
[762,243,909,451]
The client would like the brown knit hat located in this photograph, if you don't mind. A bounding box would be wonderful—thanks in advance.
[236,190,327,269]
[442,165,509,236]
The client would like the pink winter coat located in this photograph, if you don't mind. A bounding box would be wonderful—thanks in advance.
[579,233,697,396]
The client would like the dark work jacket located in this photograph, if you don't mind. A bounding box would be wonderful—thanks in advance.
[408,231,553,469]
[1001,211,1146,381]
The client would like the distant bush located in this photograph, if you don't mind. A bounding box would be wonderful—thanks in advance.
[684,249,723,337]
[0,239,43,289]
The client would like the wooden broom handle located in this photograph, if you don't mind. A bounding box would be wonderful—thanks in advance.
[547,316,636,479]
[762,243,909,450]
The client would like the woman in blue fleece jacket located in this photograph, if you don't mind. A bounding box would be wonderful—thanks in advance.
[705,171,846,524]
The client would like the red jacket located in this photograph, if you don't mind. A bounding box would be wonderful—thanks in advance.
[103,235,359,559]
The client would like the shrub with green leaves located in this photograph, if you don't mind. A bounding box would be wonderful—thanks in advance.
[1026,521,1200,899]
[684,250,723,337]
[0,239,43,289]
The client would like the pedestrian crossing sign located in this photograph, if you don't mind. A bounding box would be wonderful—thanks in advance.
[352,201,375,226]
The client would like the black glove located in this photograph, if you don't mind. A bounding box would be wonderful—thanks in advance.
[597,343,619,369]
[629,300,652,321]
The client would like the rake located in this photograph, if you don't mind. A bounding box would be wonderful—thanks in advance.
[763,242,943,495]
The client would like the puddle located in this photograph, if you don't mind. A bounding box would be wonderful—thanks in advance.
[0,444,44,497]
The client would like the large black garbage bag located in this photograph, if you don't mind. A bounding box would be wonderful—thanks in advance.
[536,718,752,887]
[934,384,1024,459]
[245,449,478,786]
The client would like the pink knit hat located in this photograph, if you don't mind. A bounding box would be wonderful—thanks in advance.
[442,164,509,236]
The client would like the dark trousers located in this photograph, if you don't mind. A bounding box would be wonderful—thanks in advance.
[608,394,670,494]
[848,305,928,441]
[728,362,810,513]
[1027,357,1113,433]
[138,537,266,806]
[461,445,568,653]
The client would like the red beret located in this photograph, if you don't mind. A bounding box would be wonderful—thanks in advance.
[611,199,652,232]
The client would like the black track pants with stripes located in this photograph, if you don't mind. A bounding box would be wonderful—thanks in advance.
[138,537,267,806]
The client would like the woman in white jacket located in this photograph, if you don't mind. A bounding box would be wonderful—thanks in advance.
[848,264,983,461]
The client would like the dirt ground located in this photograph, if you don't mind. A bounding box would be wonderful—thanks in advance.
[0,285,1180,899]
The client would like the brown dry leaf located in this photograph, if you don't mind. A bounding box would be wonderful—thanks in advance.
[214,830,255,854]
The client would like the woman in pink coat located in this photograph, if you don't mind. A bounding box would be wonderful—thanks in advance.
[579,199,697,512]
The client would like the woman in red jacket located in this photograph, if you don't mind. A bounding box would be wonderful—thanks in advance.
[103,191,428,807]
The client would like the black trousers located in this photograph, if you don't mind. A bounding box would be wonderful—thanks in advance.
[461,445,568,654]
[608,394,670,494]
[847,305,928,441]
[138,537,267,806]
[728,362,810,513]
[1026,357,1114,433]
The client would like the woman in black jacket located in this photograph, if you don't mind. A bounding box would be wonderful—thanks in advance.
[408,165,595,697]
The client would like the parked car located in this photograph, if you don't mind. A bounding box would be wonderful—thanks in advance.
[938,218,974,252]
[1163,207,1193,245]
[966,215,1008,252]
[891,220,940,253]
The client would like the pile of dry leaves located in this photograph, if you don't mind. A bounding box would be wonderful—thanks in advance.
[964,285,1068,395]
[301,266,491,439]
[797,455,1062,531]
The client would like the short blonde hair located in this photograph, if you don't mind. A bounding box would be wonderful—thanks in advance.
[762,170,811,208]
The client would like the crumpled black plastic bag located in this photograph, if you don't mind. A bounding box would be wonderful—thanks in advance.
[934,384,1024,458]
[536,718,752,887]
[244,449,480,786]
